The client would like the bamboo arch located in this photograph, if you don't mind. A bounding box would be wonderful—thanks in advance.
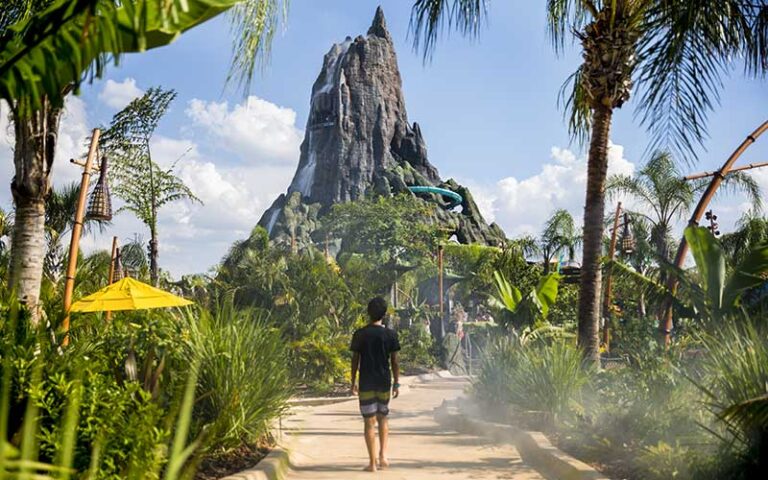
[661,120,768,343]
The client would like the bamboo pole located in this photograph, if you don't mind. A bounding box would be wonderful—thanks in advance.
[684,160,768,180]
[62,128,101,346]
[661,120,768,344]
[602,202,622,353]
[105,236,118,322]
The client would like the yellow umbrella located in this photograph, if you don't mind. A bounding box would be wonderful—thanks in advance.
[70,277,194,312]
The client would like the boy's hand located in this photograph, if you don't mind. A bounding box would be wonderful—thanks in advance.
[393,385,400,399]
[351,384,358,396]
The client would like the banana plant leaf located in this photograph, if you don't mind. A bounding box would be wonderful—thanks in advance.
[684,226,726,311]
[0,0,240,113]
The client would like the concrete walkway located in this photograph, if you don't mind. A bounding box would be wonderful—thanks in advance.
[282,377,545,480]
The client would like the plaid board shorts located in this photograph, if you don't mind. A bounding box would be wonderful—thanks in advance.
[358,390,391,418]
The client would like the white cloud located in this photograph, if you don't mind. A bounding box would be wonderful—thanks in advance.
[98,78,144,110]
[185,96,302,164]
[462,142,636,238]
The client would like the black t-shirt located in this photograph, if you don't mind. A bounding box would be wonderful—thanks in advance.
[350,324,401,391]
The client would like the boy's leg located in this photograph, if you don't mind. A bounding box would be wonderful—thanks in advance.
[376,414,389,467]
[363,416,378,471]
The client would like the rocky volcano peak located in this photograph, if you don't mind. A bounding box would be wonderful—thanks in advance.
[368,6,390,39]
[256,8,505,249]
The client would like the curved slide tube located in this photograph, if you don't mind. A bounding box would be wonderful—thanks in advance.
[407,186,463,209]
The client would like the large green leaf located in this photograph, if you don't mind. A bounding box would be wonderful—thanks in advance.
[534,272,560,318]
[493,271,522,313]
[685,226,726,312]
[0,0,239,113]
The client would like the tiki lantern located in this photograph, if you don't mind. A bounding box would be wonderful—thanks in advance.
[87,155,112,221]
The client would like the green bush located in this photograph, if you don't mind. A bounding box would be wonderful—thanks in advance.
[475,336,591,421]
[289,326,350,393]
[183,305,291,455]
[398,324,437,374]
[1,297,193,480]
[693,322,768,477]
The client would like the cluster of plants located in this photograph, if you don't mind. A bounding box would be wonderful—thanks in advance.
[0,294,291,479]
[473,224,768,479]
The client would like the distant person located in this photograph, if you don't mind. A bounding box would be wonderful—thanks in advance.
[350,297,401,473]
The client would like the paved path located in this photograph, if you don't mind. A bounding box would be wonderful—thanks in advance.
[281,377,545,480]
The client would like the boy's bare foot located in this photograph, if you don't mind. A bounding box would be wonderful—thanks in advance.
[378,457,390,468]
[363,464,377,472]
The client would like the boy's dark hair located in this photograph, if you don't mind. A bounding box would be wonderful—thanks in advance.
[367,297,388,321]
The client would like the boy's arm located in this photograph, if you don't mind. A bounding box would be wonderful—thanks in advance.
[390,352,400,398]
[350,351,360,395]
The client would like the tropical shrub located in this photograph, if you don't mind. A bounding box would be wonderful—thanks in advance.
[1,297,196,480]
[183,304,291,455]
[475,335,591,421]
[289,326,350,393]
[693,322,768,477]
[397,324,437,374]
[491,271,560,329]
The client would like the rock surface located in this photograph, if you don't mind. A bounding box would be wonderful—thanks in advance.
[258,7,505,249]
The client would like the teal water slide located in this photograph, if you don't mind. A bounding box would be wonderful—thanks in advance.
[407,186,463,209]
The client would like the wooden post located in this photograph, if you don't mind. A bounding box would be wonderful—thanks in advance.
[62,128,100,345]
[602,202,622,353]
[662,120,768,344]
[106,236,118,322]
[438,244,444,317]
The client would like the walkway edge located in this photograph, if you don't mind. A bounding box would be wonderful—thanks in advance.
[218,371,451,480]
[434,399,609,480]
[218,415,305,480]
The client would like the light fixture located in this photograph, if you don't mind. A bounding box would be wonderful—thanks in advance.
[86,155,112,221]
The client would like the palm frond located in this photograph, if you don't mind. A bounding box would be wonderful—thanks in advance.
[546,0,595,53]
[635,1,752,163]
[558,65,591,145]
[717,170,764,213]
[226,0,287,94]
[409,0,488,60]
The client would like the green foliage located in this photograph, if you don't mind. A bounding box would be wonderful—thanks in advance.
[182,304,291,455]
[0,0,284,114]
[611,226,768,324]
[537,208,580,272]
[397,324,437,374]
[491,271,561,329]
[323,194,440,269]
[693,322,768,475]
[475,335,590,421]
[289,326,349,393]
[102,87,201,232]
[1,285,292,478]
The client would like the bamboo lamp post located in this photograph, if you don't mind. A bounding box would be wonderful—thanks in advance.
[62,128,113,345]
[602,203,635,353]
[105,236,119,321]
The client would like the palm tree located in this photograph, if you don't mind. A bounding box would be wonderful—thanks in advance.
[1,0,286,318]
[101,87,200,286]
[538,209,580,273]
[409,0,768,364]
[607,151,762,263]
[721,211,768,267]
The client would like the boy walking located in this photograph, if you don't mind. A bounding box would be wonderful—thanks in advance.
[350,297,401,473]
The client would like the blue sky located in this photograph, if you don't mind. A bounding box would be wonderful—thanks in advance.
[2,0,767,276]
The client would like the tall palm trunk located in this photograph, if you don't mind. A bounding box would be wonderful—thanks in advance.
[577,104,612,366]
[9,98,62,323]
